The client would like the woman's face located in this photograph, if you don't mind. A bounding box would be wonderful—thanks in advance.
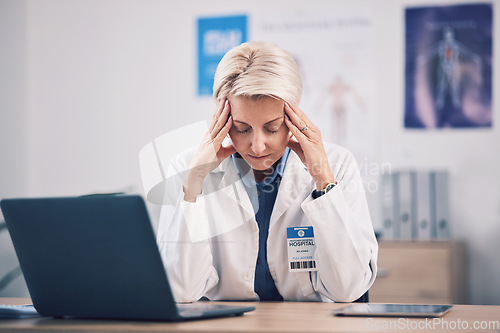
[228,95,290,171]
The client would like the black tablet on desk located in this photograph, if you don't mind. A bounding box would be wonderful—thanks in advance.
[333,304,453,318]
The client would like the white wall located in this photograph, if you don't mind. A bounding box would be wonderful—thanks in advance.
[0,0,499,304]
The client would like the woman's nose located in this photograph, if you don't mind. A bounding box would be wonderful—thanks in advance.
[250,132,266,156]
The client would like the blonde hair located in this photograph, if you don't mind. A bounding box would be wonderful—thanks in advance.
[213,41,302,106]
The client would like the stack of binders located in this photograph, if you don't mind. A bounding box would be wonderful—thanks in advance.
[380,170,450,240]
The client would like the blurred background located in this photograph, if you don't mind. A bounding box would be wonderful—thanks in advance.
[0,0,498,305]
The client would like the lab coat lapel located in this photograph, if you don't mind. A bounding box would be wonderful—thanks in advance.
[216,158,255,220]
[270,151,313,227]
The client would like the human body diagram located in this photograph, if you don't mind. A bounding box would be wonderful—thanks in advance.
[417,27,481,110]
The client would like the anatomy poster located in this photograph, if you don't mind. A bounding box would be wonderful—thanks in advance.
[405,4,492,129]
[253,10,377,163]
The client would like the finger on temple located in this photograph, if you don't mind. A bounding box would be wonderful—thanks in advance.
[210,100,230,136]
[209,98,227,132]
[213,115,232,146]
[284,102,304,127]
[284,113,304,137]
[286,102,313,127]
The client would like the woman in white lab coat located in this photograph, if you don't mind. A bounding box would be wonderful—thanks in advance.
[157,41,378,303]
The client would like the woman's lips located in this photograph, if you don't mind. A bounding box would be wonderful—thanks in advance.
[248,154,271,160]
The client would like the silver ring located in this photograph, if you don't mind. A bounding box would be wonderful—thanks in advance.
[300,125,309,132]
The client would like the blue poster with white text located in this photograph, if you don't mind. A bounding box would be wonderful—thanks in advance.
[197,15,248,96]
[405,4,492,128]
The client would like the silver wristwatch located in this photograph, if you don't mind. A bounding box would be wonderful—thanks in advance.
[311,182,337,199]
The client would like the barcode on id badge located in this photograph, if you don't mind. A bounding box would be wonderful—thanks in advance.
[290,260,316,270]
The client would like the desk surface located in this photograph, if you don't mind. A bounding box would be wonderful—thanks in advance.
[1,298,499,333]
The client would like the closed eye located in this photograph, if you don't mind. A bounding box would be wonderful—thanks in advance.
[232,125,252,134]
[265,120,284,134]
[237,128,251,134]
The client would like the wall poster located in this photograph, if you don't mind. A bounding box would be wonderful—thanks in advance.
[197,15,248,96]
[405,3,493,129]
[253,10,377,164]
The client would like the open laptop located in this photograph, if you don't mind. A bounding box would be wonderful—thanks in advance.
[0,195,255,321]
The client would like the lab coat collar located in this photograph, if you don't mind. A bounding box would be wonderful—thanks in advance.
[216,157,255,219]
[214,150,312,224]
[231,148,291,188]
[269,151,313,227]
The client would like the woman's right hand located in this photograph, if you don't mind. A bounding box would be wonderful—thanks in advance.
[183,98,236,202]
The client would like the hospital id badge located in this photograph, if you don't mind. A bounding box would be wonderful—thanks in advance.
[287,226,317,272]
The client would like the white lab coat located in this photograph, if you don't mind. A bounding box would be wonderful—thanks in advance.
[157,142,378,303]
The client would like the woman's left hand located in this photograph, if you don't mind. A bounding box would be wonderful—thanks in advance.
[284,102,336,191]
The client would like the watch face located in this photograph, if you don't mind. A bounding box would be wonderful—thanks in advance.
[312,183,336,199]
[325,183,336,192]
